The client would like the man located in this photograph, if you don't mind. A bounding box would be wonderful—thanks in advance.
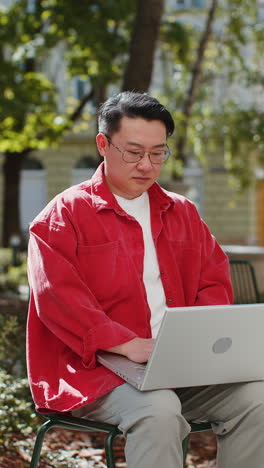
[27,91,264,468]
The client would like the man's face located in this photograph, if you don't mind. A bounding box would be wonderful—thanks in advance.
[96,116,167,199]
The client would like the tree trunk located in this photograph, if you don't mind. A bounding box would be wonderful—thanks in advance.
[176,0,218,165]
[2,152,27,247]
[122,0,165,92]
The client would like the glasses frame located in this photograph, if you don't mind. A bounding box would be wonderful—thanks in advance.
[103,134,170,165]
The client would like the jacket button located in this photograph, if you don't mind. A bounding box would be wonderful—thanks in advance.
[167,298,173,303]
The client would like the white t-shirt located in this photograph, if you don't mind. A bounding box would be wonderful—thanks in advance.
[114,192,166,338]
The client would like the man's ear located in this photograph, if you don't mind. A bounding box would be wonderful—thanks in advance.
[96,133,107,158]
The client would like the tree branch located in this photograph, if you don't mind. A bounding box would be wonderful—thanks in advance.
[176,0,219,164]
[69,88,95,122]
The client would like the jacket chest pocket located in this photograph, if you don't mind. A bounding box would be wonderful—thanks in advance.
[77,241,129,303]
[167,240,201,276]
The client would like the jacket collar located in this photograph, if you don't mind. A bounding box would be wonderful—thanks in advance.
[90,162,175,213]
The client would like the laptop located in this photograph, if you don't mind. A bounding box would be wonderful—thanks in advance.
[97,303,264,390]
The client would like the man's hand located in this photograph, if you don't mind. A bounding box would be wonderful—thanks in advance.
[107,337,155,363]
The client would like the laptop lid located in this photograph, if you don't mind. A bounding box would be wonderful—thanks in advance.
[97,303,264,391]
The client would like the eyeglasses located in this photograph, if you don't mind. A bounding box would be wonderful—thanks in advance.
[104,134,170,165]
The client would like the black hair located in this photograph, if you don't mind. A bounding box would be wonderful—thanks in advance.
[98,91,174,138]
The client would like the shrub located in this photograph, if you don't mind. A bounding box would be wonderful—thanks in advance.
[0,300,27,376]
[0,248,27,270]
[6,263,28,292]
[0,262,28,295]
[0,248,12,270]
[0,247,28,297]
[0,368,38,449]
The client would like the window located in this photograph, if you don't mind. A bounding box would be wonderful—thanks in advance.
[174,0,205,9]
[75,78,92,100]
[72,156,98,185]
[20,158,47,236]
[258,0,264,21]
[73,78,96,113]
[74,156,97,169]
[22,157,43,170]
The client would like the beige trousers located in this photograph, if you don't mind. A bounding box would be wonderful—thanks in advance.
[72,381,264,468]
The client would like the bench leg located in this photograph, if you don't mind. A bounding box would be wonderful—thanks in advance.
[105,430,119,468]
[182,434,190,467]
[30,420,55,468]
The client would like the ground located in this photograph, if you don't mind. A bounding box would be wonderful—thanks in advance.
[1,428,217,467]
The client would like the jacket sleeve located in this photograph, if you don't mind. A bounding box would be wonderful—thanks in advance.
[28,219,137,369]
[194,214,234,306]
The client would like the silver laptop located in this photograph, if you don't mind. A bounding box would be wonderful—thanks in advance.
[97,304,264,390]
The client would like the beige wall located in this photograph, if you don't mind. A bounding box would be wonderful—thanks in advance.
[203,169,257,245]
[34,137,98,201]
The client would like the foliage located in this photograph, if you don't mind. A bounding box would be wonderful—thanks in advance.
[161,17,193,66]
[0,0,137,154]
[6,263,28,291]
[159,0,264,187]
[0,368,38,449]
[41,0,136,83]
[0,298,27,375]
[0,0,68,152]
[0,293,35,456]
[0,260,28,296]
[203,105,264,190]
[0,248,27,268]
[0,248,12,271]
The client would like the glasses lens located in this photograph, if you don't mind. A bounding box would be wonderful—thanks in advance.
[163,148,170,162]
[123,147,170,164]
[149,151,166,164]
[149,148,170,164]
[123,150,144,163]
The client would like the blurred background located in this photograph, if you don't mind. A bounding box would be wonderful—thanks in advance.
[0,0,263,466]
[0,0,264,250]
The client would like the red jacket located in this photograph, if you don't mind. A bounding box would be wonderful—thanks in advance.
[27,163,233,413]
